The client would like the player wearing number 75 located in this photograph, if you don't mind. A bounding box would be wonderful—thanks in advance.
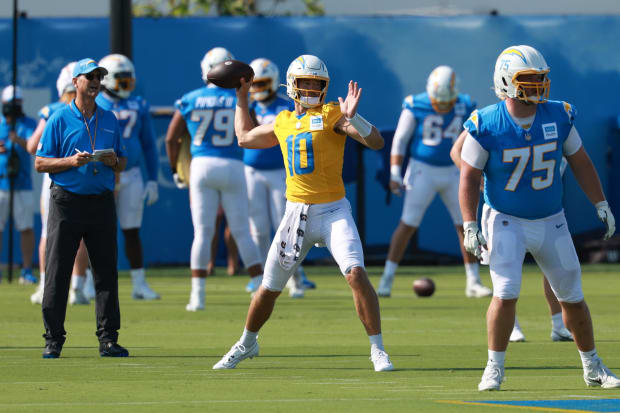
[165,47,264,311]
[377,66,492,299]
[459,45,618,391]
[213,54,394,372]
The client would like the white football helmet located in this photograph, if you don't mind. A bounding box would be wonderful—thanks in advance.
[286,55,329,108]
[426,65,459,114]
[250,58,279,102]
[99,54,135,99]
[56,61,76,98]
[201,47,234,84]
[494,45,550,103]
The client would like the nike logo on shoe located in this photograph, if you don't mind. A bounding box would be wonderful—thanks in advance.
[555,224,564,229]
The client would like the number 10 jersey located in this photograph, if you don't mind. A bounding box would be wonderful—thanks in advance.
[273,103,346,204]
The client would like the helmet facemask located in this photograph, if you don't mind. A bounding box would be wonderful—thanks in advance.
[512,70,550,104]
[107,71,135,99]
[250,77,275,102]
[291,76,328,108]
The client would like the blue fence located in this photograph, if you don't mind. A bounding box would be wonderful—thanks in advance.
[0,15,617,267]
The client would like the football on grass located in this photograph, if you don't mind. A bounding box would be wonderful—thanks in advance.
[413,277,435,297]
[207,60,254,89]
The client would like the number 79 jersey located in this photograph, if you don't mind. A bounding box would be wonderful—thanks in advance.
[405,92,476,166]
[463,100,577,219]
[273,103,346,204]
[175,86,241,160]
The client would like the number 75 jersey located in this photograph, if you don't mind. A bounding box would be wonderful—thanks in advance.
[274,103,346,204]
[175,86,241,160]
[405,92,476,166]
[464,100,577,219]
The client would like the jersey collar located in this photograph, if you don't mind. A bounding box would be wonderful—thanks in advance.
[70,99,100,121]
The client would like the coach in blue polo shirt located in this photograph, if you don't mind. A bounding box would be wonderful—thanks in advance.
[35,58,128,359]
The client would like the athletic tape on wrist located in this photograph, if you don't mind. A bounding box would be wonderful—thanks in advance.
[390,164,402,179]
[346,113,372,138]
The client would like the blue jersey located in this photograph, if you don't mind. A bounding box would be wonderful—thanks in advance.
[175,86,241,160]
[39,101,68,121]
[404,93,476,166]
[0,115,36,190]
[464,100,576,219]
[96,93,159,181]
[244,95,293,170]
[37,101,126,195]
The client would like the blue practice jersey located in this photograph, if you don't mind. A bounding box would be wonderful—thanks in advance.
[175,86,241,160]
[464,100,577,219]
[243,94,293,170]
[0,115,36,190]
[96,93,159,181]
[39,101,68,121]
[404,92,476,166]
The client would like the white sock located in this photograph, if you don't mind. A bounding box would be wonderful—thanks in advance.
[191,277,206,293]
[369,334,384,351]
[71,274,85,290]
[383,260,398,279]
[465,263,481,285]
[130,268,145,286]
[513,316,522,330]
[579,348,598,366]
[488,350,505,367]
[551,312,566,330]
[240,328,258,347]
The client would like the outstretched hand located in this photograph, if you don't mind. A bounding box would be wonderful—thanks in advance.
[338,81,362,119]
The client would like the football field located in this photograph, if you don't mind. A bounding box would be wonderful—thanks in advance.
[1,264,619,412]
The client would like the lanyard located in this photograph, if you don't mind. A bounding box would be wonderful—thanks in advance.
[81,108,99,174]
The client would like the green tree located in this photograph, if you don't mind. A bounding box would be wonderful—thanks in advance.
[133,0,324,17]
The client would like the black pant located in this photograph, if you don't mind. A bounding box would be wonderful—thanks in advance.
[42,184,121,345]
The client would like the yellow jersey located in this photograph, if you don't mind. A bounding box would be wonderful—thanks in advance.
[274,103,346,204]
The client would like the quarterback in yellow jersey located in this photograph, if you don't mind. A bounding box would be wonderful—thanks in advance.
[213,55,394,372]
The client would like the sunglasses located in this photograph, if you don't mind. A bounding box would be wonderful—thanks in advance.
[82,71,103,81]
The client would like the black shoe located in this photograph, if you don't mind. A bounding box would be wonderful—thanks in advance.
[99,342,129,357]
[42,342,62,359]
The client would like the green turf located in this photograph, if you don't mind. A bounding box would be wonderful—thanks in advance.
[1,264,619,412]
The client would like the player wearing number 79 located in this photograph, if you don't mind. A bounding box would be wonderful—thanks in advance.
[459,45,618,391]
[213,54,393,372]
[165,47,264,311]
[377,66,492,299]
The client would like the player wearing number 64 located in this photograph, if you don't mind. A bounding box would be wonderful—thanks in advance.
[212,55,394,372]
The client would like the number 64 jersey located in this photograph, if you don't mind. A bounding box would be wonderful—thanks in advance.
[463,100,581,219]
[274,102,345,204]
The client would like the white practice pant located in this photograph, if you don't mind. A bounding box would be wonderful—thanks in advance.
[116,166,145,230]
[0,189,33,231]
[189,156,261,270]
[401,158,462,227]
[483,206,583,303]
[262,197,364,291]
[244,166,287,262]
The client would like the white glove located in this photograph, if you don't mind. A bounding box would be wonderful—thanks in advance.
[389,164,404,195]
[595,200,616,240]
[463,221,486,259]
[173,173,188,189]
[142,181,159,206]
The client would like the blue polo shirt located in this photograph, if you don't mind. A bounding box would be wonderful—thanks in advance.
[37,100,126,195]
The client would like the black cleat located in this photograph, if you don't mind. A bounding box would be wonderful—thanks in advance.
[99,342,129,357]
[42,342,62,359]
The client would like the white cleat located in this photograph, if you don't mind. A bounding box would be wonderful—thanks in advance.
[286,277,305,299]
[509,325,526,342]
[584,358,620,388]
[30,286,44,305]
[478,362,504,391]
[376,275,394,297]
[245,276,263,293]
[466,283,493,298]
[132,282,161,300]
[370,348,394,372]
[185,290,205,311]
[69,288,90,305]
[551,327,573,342]
[213,341,259,370]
